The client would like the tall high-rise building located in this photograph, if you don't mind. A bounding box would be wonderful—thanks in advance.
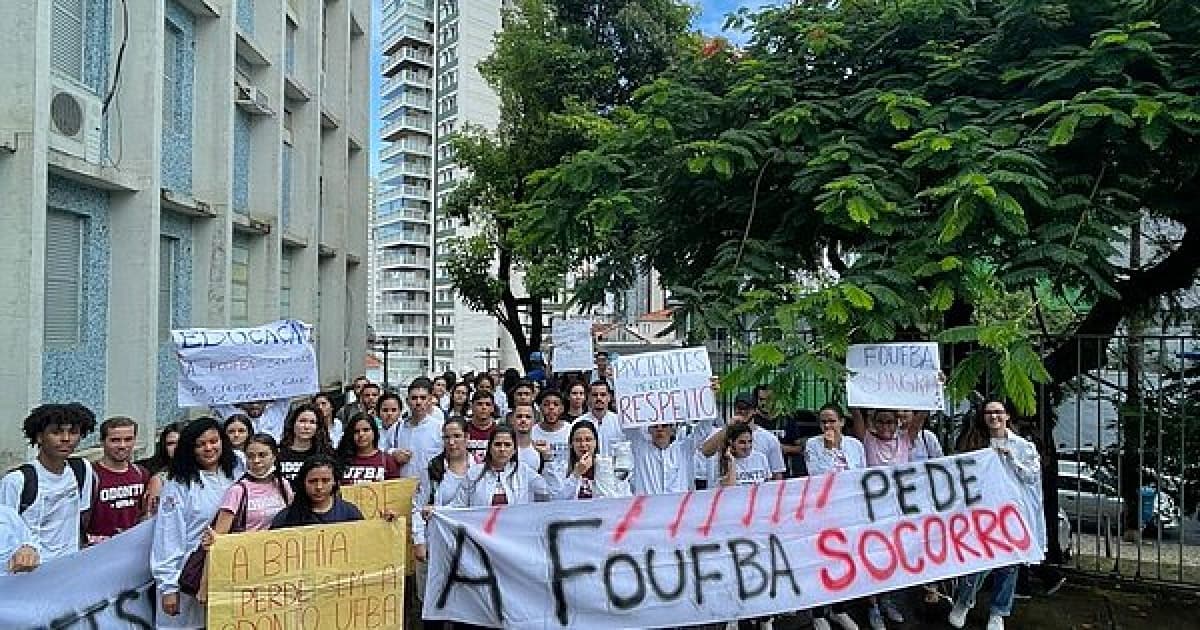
[0,0,371,468]
[376,0,436,381]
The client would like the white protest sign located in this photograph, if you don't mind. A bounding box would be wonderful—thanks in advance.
[0,520,156,628]
[173,319,318,406]
[551,318,594,371]
[612,347,716,428]
[846,342,943,410]
[425,449,1044,629]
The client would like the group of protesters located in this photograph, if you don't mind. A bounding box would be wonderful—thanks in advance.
[0,349,1049,630]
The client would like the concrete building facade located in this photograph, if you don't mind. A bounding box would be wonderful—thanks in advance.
[0,0,371,467]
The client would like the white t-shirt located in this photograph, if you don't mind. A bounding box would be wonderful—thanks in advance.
[584,410,627,458]
[0,459,96,561]
[732,452,771,485]
[531,422,573,474]
[804,435,868,475]
[382,414,445,479]
[751,425,787,476]
[215,399,289,442]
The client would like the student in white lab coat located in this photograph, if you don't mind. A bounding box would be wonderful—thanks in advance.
[151,417,243,629]
[555,420,631,500]
[449,426,560,507]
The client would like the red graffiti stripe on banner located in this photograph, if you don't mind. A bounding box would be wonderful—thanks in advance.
[667,491,694,539]
[770,479,788,525]
[816,472,838,511]
[612,495,648,543]
[741,484,760,527]
[483,506,502,535]
[698,486,726,537]
[794,476,813,522]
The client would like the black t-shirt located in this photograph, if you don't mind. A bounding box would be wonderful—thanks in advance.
[782,411,821,477]
[278,445,317,483]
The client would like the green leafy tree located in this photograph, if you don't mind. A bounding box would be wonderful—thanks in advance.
[442,0,691,369]
[524,0,1200,543]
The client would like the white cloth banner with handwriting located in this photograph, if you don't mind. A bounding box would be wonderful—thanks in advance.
[846,342,944,410]
[424,450,1044,629]
[0,520,156,628]
[173,319,318,406]
[552,318,594,372]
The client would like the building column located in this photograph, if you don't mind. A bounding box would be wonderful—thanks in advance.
[0,0,51,468]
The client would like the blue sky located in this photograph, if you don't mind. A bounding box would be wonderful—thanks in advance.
[369,1,781,175]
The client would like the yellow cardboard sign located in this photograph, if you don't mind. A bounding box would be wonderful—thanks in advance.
[340,478,418,521]
[207,519,406,630]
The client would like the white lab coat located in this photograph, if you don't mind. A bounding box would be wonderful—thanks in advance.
[449,462,561,507]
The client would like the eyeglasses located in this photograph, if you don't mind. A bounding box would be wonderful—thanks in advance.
[983,410,1006,416]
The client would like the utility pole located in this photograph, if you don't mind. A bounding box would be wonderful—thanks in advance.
[475,347,498,371]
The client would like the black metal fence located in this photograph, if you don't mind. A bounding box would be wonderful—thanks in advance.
[706,329,1200,588]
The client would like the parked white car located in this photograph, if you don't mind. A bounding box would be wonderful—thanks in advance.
[1057,464,1178,532]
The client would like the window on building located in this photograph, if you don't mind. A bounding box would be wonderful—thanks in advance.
[51,0,86,82]
[280,251,292,317]
[231,235,251,325]
[159,236,176,341]
[44,209,84,347]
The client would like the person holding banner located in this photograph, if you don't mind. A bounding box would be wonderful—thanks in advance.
[450,426,562,507]
[554,420,631,500]
[849,408,915,629]
[210,434,292,538]
[804,404,865,630]
[271,455,365,528]
[621,416,715,495]
[151,416,243,628]
[336,414,402,485]
[278,404,335,483]
[413,417,471,610]
[948,400,1043,630]
[0,504,40,575]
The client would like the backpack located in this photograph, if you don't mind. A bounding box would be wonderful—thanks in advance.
[12,457,88,513]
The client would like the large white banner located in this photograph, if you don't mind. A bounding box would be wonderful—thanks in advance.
[0,520,156,628]
[846,342,944,410]
[173,319,318,406]
[425,450,1044,629]
[612,347,716,428]
[552,318,594,372]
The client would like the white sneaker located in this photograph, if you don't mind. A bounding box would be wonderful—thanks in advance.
[812,618,833,630]
[831,612,860,630]
[987,614,1005,630]
[948,603,969,629]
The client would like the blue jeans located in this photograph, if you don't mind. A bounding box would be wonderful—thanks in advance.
[954,565,1018,617]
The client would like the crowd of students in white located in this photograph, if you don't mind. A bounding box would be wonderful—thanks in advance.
[0,352,1043,630]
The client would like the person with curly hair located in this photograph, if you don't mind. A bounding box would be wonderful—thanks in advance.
[0,403,98,562]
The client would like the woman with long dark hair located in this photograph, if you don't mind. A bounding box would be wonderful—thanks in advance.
[279,404,334,482]
[312,392,342,445]
[151,417,242,628]
[450,426,560,507]
[446,382,472,419]
[719,423,771,487]
[271,455,363,528]
[948,400,1042,630]
[554,420,630,500]
[412,418,471,610]
[140,421,183,517]
[223,414,252,453]
[335,413,400,484]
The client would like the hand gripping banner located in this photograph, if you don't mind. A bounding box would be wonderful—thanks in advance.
[425,450,1045,629]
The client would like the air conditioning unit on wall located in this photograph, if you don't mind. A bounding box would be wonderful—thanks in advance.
[235,84,275,116]
[48,76,104,163]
